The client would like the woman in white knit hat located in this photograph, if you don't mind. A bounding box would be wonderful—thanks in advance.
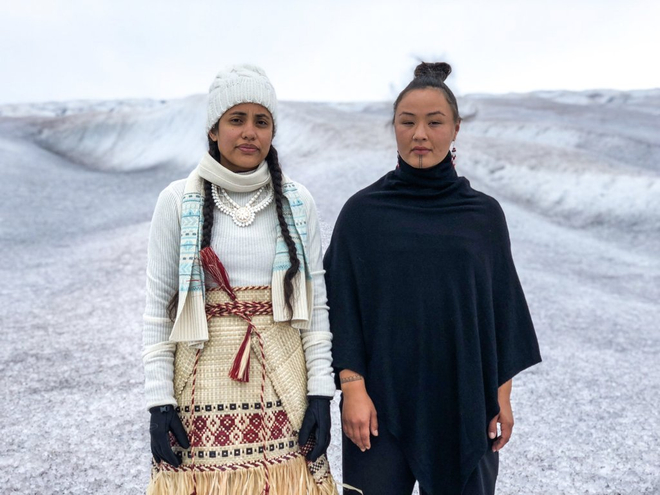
[142,64,338,494]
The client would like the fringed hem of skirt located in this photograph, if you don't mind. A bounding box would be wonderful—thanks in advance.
[146,454,339,495]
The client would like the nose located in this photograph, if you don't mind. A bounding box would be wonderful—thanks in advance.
[412,123,427,141]
[241,122,257,140]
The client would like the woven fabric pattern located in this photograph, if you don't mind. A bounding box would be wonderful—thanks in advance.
[250,320,308,431]
[174,287,297,466]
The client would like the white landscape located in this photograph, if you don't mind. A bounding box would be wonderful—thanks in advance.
[1,90,659,494]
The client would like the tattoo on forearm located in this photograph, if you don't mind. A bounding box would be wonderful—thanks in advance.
[340,374,364,384]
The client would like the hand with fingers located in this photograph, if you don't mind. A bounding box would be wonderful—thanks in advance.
[489,379,514,452]
[339,370,378,452]
[298,395,333,462]
[149,404,190,467]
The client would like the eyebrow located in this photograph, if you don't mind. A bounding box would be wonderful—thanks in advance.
[398,111,446,117]
[227,111,271,120]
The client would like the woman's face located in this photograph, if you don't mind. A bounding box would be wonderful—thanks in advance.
[394,88,460,169]
[209,103,273,172]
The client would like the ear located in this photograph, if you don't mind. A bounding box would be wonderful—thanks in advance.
[453,120,461,140]
[208,128,218,142]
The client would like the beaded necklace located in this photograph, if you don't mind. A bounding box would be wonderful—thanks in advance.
[211,183,274,227]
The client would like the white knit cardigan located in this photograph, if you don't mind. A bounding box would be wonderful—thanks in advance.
[142,178,335,410]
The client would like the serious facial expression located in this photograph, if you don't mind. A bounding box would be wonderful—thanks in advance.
[394,88,460,169]
[209,103,273,172]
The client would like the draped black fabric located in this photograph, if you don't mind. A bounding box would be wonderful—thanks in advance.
[324,152,542,494]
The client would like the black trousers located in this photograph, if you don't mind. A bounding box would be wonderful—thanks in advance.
[342,426,498,495]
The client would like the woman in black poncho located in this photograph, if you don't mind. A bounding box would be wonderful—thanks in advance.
[323,62,542,495]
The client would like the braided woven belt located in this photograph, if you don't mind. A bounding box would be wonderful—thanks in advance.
[205,300,273,319]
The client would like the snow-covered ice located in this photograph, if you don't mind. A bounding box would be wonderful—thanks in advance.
[1,89,658,494]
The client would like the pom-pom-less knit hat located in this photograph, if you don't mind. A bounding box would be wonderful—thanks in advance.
[206,64,278,133]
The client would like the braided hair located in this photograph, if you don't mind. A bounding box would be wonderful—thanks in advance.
[265,145,300,316]
[393,61,461,124]
[167,124,299,320]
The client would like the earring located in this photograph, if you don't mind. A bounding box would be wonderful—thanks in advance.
[451,142,457,167]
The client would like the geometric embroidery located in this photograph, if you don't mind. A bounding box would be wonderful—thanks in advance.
[176,403,291,447]
[172,401,297,466]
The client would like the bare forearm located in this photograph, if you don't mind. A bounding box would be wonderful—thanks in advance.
[498,379,512,403]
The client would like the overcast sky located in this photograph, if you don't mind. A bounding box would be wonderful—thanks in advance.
[1,0,658,105]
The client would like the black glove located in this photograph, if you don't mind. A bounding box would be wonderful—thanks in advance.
[149,405,190,467]
[298,395,332,462]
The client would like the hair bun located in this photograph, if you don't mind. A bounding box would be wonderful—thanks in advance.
[414,62,452,82]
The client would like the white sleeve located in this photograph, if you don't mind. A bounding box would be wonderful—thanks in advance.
[142,185,182,410]
[299,186,336,397]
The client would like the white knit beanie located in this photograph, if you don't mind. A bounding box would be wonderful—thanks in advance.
[206,64,278,133]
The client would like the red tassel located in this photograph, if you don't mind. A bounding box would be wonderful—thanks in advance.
[200,246,236,301]
[228,324,253,382]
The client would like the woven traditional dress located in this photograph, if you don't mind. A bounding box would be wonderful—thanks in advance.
[147,286,336,494]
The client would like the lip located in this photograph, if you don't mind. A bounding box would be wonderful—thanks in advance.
[237,145,259,153]
[412,147,431,155]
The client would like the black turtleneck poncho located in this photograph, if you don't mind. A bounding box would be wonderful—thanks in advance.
[324,152,541,494]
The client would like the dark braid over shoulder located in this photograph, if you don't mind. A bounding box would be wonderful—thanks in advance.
[266,145,300,316]
[201,179,215,249]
